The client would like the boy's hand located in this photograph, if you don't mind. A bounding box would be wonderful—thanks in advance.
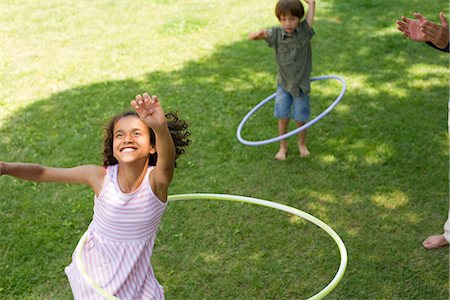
[258,30,269,38]
[131,93,167,130]
[249,30,269,40]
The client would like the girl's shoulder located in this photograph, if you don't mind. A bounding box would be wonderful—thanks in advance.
[79,164,107,195]
[81,164,107,175]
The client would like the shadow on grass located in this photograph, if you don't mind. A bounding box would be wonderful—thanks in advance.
[1,3,448,299]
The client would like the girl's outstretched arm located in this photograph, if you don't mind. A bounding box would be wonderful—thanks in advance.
[131,93,176,202]
[304,0,316,27]
[0,162,105,195]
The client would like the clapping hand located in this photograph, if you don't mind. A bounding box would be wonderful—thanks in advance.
[397,12,449,49]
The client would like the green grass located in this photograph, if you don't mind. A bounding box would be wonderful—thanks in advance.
[1,0,449,299]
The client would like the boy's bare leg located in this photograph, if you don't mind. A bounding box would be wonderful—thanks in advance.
[275,118,289,160]
[296,121,310,157]
[422,234,449,249]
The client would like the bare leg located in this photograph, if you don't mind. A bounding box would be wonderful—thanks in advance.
[422,234,449,249]
[296,121,310,157]
[275,118,289,160]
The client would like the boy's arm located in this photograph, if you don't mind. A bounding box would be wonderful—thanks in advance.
[131,93,175,202]
[248,29,269,40]
[304,0,316,27]
[0,162,105,193]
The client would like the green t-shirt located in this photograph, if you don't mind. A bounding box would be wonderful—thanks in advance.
[265,20,314,96]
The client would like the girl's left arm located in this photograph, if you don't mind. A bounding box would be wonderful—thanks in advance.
[304,0,316,27]
[131,93,176,202]
[151,120,176,201]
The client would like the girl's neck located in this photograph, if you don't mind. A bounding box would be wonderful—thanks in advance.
[116,161,148,194]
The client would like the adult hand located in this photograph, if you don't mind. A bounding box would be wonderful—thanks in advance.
[421,12,449,49]
[397,13,427,42]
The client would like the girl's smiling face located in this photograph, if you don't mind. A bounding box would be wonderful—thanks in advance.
[112,116,155,164]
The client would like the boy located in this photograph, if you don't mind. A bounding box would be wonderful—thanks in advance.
[249,0,316,160]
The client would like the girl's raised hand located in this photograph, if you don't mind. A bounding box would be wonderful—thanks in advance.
[131,93,167,130]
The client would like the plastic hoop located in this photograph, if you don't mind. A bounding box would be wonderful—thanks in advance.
[75,231,120,300]
[236,75,346,146]
[75,193,347,300]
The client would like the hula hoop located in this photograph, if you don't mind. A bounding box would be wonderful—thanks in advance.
[75,193,347,300]
[236,75,346,146]
[75,231,121,300]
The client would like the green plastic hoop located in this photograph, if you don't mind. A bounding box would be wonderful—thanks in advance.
[75,193,347,300]
[75,231,120,300]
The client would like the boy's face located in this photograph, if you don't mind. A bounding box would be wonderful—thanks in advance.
[279,13,300,34]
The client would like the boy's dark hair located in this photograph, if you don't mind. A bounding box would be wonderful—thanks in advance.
[103,111,191,167]
[275,0,305,20]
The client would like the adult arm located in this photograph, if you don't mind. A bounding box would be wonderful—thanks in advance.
[426,41,449,52]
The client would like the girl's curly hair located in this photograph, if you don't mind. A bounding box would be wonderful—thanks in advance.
[102,111,191,167]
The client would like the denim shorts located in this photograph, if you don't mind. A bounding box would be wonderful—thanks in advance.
[274,85,310,122]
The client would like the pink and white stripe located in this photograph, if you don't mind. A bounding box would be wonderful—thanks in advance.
[65,164,166,299]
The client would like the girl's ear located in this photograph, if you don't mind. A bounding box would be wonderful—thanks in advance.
[149,146,156,155]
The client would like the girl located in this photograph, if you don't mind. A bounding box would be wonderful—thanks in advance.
[0,93,191,299]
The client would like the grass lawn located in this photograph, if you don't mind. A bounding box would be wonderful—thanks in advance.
[1,0,449,299]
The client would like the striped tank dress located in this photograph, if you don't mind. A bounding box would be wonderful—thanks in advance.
[65,164,167,299]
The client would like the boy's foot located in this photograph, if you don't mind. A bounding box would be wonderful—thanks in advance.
[298,143,310,157]
[422,234,449,250]
[275,149,287,160]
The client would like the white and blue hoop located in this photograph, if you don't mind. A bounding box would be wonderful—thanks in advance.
[236,75,346,146]
[75,193,347,300]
